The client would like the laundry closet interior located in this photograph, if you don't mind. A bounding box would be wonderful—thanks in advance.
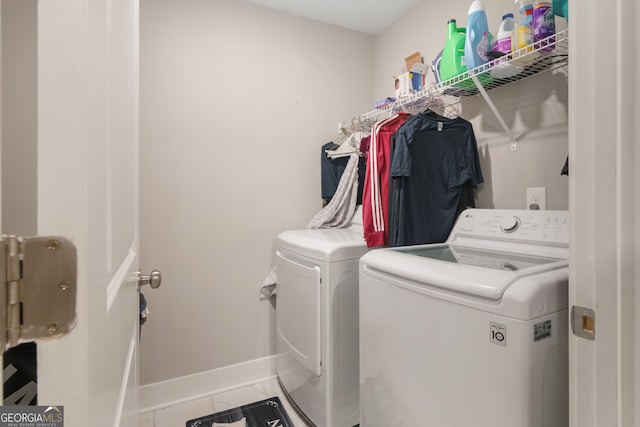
[138,0,569,417]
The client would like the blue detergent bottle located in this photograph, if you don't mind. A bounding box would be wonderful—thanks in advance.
[464,0,492,71]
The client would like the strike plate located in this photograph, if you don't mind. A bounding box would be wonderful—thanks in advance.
[571,305,595,341]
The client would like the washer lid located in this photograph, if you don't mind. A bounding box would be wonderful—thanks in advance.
[397,245,562,271]
[277,228,368,262]
[361,244,568,300]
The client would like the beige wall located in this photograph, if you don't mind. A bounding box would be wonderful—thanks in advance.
[1,0,37,235]
[139,0,570,387]
[373,0,569,210]
[139,0,373,385]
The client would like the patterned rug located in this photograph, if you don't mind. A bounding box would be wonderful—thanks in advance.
[186,397,295,427]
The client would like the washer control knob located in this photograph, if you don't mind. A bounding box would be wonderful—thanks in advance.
[500,216,521,233]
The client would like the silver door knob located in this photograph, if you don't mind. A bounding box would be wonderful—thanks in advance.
[138,270,162,289]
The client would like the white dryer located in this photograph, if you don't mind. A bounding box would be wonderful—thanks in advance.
[276,207,368,427]
[359,209,569,427]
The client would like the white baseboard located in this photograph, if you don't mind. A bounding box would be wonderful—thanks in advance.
[139,355,277,413]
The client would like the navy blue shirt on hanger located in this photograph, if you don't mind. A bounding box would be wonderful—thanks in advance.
[389,110,484,246]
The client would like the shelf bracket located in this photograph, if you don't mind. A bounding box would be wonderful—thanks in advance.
[470,74,518,151]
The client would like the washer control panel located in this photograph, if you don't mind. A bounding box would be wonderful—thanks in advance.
[499,216,521,233]
[453,209,569,245]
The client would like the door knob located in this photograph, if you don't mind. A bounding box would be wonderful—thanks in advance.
[138,270,162,289]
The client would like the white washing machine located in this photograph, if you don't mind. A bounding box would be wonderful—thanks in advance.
[275,207,368,427]
[359,209,569,427]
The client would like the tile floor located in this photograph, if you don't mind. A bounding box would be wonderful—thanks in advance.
[138,376,310,427]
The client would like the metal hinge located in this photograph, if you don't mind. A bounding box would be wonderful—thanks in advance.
[0,235,77,353]
[571,305,595,341]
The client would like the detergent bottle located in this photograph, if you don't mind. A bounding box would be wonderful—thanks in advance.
[493,13,515,55]
[511,0,539,65]
[439,19,467,82]
[552,0,568,22]
[533,0,556,51]
[490,13,523,78]
[464,0,491,70]
[512,0,534,51]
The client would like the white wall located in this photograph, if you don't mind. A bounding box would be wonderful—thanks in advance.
[139,0,373,385]
[373,0,569,210]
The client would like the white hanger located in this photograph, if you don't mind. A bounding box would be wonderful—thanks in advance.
[326,131,364,159]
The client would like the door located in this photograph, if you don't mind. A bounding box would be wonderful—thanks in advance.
[275,250,322,377]
[7,0,142,426]
[569,1,640,426]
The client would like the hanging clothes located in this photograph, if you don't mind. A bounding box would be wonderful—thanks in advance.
[308,152,361,229]
[362,112,411,247]
[561,156,569,175]
[388,110,484,246]
[320,140,366,206]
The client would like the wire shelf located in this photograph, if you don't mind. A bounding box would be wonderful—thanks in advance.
[355,29,569,123]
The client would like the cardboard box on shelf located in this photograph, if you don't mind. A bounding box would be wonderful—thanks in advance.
[405,52,423,72]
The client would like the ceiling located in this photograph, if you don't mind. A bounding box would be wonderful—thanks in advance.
[242,0,420,35]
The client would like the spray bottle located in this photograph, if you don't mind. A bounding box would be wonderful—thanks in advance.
[512,0,539,65]
[512,0,534,51]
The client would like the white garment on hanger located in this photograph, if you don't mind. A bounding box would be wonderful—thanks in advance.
[307,152,359,229]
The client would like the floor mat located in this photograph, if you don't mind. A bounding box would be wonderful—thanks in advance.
[186,396,295,427]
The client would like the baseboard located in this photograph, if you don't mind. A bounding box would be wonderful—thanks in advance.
[139,355,277,413]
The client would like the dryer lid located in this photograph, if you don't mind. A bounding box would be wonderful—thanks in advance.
[277,228,368,262]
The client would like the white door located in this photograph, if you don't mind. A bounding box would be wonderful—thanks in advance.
[569,1,640,426]
[28,1,142,426]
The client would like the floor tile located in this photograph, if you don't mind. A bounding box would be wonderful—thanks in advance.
[209,377,309,426]
[153,396,215,427]
[138,411,155,427]
[253,378,309,426]
[144,378,312,427]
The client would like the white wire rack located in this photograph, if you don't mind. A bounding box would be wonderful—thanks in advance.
[349,29,569,150]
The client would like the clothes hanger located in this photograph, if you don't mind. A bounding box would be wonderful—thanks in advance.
[326,118,369,159]
[326,122,350,149]
[326,132,364,159]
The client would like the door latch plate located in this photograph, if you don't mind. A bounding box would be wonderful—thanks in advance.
[571,305,595,341]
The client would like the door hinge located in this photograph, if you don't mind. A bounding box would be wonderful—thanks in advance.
[0,235,77,353]
[571,305,595,341]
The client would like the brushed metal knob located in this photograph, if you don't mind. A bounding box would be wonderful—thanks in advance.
[138,270,161,289]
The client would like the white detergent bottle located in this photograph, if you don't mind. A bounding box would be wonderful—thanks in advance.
[464,0,491,71]
[490,13,523,78]
[493,13,515,55]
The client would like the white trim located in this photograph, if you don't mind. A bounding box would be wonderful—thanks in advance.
[113,324,137,427]
[106,248,136,312]
[139,355,277,413]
